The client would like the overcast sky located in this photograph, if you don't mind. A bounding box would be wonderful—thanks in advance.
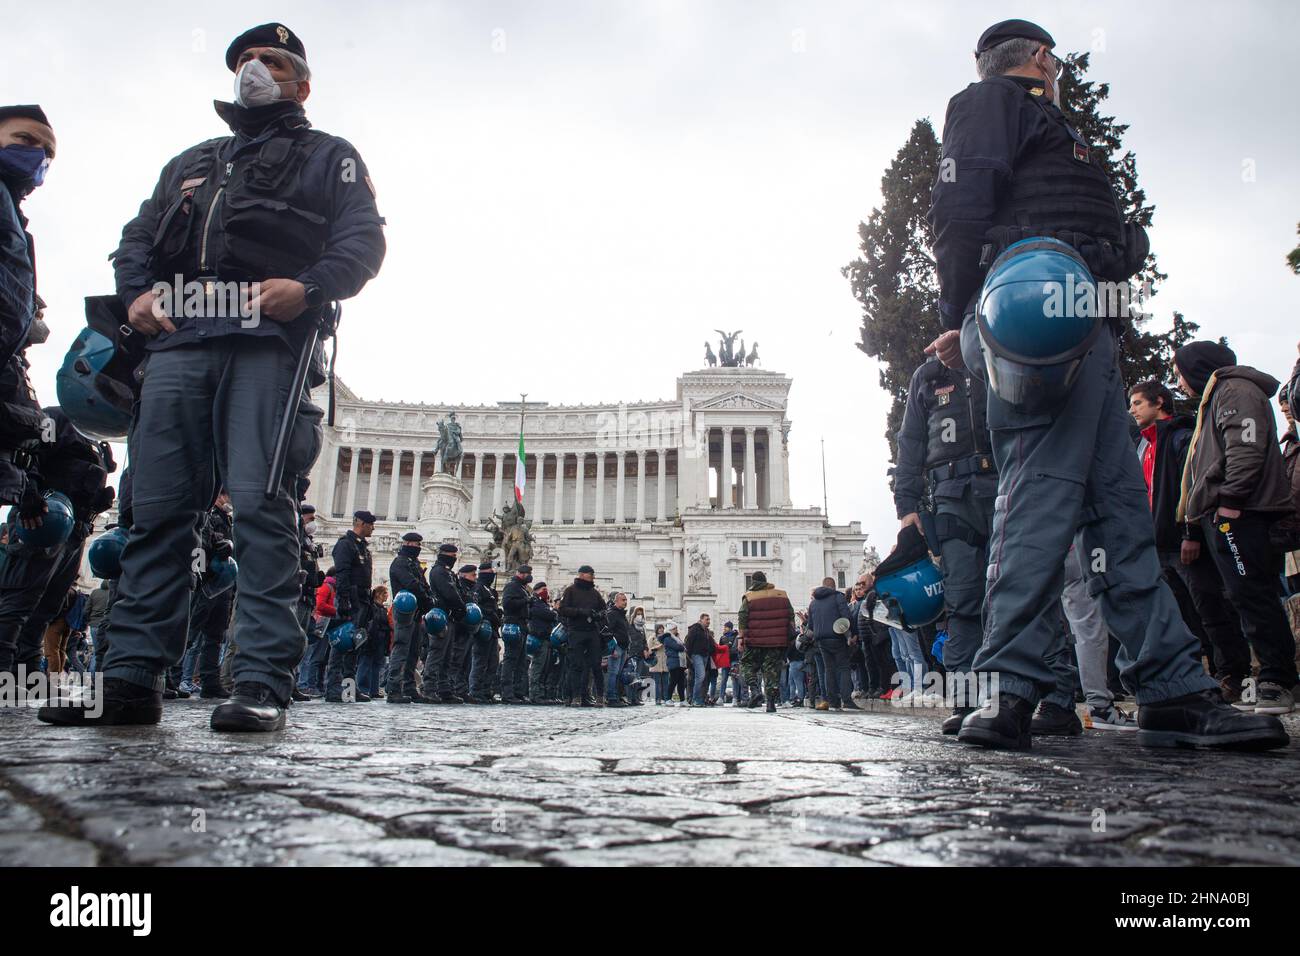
[7,0,1298,550]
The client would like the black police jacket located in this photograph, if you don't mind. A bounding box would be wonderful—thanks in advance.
[501,576,530,625]
[299,524,322,603]
[526,596,559,638]
[558,577,605,631]
[0,181,36,366]
[928,74,1144,330]
[32,407,116,532]
[389,546,434,613]
[331,529,372,618]
[893,359,993,517]
[112,101,385,362]
[427,558,467,621]
[475,578,501,629]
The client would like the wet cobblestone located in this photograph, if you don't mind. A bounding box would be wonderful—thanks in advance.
[0,699,1296,866]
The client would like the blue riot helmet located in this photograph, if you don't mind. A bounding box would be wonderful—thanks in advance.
[392,590,417,625]
[478,619,494,640]
[501,623,522,644]
[200,556,238,598]
[931,629,949,665]
[525,634,543,657]
[972,237,1103,414]
[87,526,130,578]
[12,491,75,550]
[327,620,368,652]
[605,637,617,655]
[549,623,568,648]
[872,557,945,631]
[463,602,483,626]
[55,296,146,442]
[424,607,448,636]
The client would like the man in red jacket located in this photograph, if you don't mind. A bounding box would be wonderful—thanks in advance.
[737,571,794,713]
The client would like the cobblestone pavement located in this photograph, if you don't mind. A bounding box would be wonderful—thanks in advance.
[1,698,1297,866]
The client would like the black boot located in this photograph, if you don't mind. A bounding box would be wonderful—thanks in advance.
[766,695,777,713]
[291,687,312,702]
[941,707,975,735]
[199,681,231,700]
[746,689,764,709]
[1137,690,1289,751]
[210,683,287,732]
[1031,701,1083,736]
[956,693,1035,750]
[38,677,163,727]
[386,691,412,704]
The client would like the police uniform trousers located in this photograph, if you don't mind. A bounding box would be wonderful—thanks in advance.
[468,629,499,698]
[526,638,552,700]
[0,531,87,674]
[565,630,601,701]
[385,612,422,697]
[933,480,995,676]
[101,339,323,703]
[499,629,528,700]
[740,646,784,697]
[969,322,1216,705]
[421,620,469,697]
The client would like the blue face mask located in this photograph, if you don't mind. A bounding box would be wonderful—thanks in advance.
[0,144,50,190]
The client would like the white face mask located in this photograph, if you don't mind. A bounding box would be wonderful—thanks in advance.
[234,59,296,108]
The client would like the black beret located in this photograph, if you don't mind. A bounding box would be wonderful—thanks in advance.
[577,564,595,575]
[533,581,547,591]
[438,542,458,555]
[478,560,495,571]
[0,105,52,130]
[976,19,1054,55]
[516,564,533,574]
[353,510,377,524]
[459,564,478,575]
[299,504,316,514]
[225,23,307,72]
[401,532,423,543]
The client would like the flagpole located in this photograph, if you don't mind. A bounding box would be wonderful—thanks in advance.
[518,393,527,507]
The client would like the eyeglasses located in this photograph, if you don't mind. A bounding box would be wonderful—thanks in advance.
[1040,48,1065,80]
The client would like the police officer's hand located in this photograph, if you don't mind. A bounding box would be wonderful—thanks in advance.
[900,512,922,533]
[128,290,176,336]
[17,485,46,530]
[248,279,308,324]
[924,330,964,370]
[1180,540,1201,566]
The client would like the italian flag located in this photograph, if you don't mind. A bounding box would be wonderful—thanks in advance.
[514,431,526,504]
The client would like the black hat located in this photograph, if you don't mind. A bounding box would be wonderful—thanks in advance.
[299,504,316,515]
[353,510,377,524]
[225,23,307,72]
[516,564,533,574]
[401,532,423,543]
[1174,341,1238,397]
[975,19,1054,55]
[478,560,495,571]
[459,564,478,575]
[533,581,547,592]
[438,542,458,555]
[0,105,52,130]
[578,564,595,575]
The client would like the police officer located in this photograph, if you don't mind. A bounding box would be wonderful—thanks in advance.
[0,408,114,675]
[187,492,236,699]
[499,563,533,704]
[525,581,558,705]
[41,24,385,732]
[453,563,480,699]
[0,105,56,512]
[422,542,469,702]
[558,565,605,707]
[326,510,375,703]
[291,503,323,700]
[387,531,434,704]
[468,559,501,703]
[894,356,996,733]
[927,19,1285,751]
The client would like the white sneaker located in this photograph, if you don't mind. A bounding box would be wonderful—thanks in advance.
[890,690,918,707]
[1254,682,1295,716]
[1084,704,1138,731]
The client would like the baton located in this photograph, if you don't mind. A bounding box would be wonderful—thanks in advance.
[264,302,339,500]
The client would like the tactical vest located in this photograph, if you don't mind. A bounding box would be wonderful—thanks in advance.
[148,128,329,317]
[920,363,990,469]
[338,532,373,599]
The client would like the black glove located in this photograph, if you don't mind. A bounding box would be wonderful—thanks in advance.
[17,484,45,524]
[336,598,353,620]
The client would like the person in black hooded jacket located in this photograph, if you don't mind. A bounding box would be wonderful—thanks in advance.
[421,542,468,702]
[559,565,605,706]
[499,564,533,703]
[525,582,559,704]
[386,531,433,704]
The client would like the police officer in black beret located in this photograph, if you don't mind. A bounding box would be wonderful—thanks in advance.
[421,542,469,702]
[499,563,533,703]
[41,24,385,732]
[467,559,502,703]
[387,531,434,704]
[325,510,375,702]
[926,20,1286,751]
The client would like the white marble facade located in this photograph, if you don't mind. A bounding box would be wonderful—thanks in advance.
[306,367,866,621]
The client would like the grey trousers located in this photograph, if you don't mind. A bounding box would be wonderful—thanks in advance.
[386,613,421,696]
[526,640,551,700]
[934,482,995,674]
[0,533,86,673]
[1062,543,1112,710]
[101,338,323,703]
[971,322,1216,706]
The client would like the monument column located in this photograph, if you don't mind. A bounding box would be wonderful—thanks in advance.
[532,453,544,523]
[387,450,402,520]
[553,452,565,524]
[491,452,503,518]
[721,427,733,509]
[322,445,340,517]
[345,447,361,515]
[366,447,382,513]
[470,452,484,523]
[615,451,626,523]
[594,453,606,524]
[409,451,424,520]
[573,452,586,524]
[656,447,667,522]
[635,449,647,522]
[744,427,757,509]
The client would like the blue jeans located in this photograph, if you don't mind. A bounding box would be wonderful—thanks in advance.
[787,659,805,702]
[690,654,711,704]
[180,634,202,684]
[652,671,668,702]
[606,645,625,701]
[356,651,386,697]
[299,626,331,691]
[888,627,926,693]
